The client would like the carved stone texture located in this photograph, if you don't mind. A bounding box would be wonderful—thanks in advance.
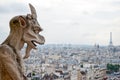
[0,4,45,80]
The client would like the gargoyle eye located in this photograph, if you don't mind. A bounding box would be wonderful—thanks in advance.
[33,26,43,34]
[32,20,36,24]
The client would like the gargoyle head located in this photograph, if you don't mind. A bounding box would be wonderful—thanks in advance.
[9,4,45,59]
[23,4,45,59]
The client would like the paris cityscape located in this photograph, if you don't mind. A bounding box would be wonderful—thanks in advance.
[0,0,120,80]
[23,32,120,80]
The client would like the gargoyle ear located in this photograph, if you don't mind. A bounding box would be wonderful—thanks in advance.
[19,16,26,28]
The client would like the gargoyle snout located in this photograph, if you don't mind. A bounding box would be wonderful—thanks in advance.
[38,34,45,45]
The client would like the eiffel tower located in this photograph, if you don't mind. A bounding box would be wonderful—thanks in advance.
[109,32,113,46]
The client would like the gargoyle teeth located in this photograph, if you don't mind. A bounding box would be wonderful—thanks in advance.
[31,41,37,46]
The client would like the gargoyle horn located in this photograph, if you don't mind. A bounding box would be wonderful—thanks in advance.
[29,3,37,18]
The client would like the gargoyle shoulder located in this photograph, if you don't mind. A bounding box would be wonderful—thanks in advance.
[0,44,15,58]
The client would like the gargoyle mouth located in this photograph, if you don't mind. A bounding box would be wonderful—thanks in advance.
[31,40,44,49]
[31,40,41,49]
[31,40,37,46]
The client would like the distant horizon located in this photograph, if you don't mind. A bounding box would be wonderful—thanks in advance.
[38,43,120,47]
[0,31,119,46]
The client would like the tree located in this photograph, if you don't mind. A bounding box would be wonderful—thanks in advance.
[107,63,120,72]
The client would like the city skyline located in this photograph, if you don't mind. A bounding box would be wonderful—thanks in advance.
[0,0,120,45]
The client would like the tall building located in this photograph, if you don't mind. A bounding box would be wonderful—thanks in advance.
[108,32,115,60]
[109,32,113,46]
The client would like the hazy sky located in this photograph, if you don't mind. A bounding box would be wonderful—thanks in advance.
[0,0,120,45]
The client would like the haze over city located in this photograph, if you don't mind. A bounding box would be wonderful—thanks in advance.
[0,0,120,45]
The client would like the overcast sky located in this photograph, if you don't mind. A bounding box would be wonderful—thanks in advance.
[0,0,120,45]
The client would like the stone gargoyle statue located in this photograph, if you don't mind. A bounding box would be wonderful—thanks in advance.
[0,4,45,80]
